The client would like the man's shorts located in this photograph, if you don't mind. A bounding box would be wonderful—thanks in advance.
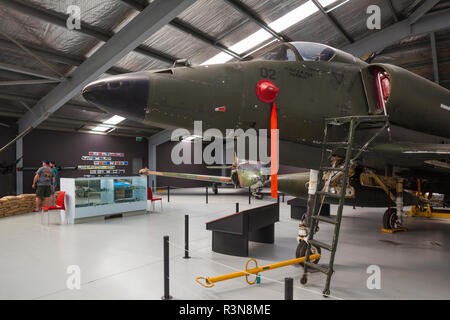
[36,185,52,198]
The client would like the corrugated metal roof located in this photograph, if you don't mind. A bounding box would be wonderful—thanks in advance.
[0,0,447,136]
[178,0,248,38]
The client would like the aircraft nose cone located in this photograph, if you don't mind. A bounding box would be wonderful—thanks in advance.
[82,72,150,122]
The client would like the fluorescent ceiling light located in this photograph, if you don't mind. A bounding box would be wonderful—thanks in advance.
[92,126,110,132]
[201,0,342,65]
[90,115,124,134]
[103,115,126,125]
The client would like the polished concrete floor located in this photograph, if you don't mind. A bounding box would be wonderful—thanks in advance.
[0,187,449,300]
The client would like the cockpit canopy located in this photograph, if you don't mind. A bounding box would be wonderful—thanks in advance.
[256,41,366,66]
[292,42,336,61]
[256,44,298,62]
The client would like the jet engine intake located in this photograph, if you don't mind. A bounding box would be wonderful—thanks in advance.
[363,64,450,138]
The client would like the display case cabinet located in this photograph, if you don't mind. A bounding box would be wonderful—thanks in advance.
[60,176,147,224]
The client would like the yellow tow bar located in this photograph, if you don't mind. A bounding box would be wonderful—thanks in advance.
[196,254,321,288]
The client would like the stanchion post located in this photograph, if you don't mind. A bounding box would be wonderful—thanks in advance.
[282,193,285,203]
[236,202,239,213]
[162,235,172,300]
[183,215,190,259]
[167,186,170,203]
[285,277,293,300]
[248,187,251,204]
[206,186,208,204]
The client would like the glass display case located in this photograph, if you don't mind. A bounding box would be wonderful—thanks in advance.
[61,176,147,224]
[74,177,146,208]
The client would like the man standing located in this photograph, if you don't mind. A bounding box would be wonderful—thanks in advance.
[49,160,58,205]
[32,160,55,212]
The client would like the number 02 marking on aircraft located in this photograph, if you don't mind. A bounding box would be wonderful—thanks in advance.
[260,68,276,80]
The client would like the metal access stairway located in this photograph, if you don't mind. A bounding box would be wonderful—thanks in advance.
[300,115,390,296]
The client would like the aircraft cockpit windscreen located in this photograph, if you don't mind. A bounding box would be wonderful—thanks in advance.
[291,42,336,62]
[238,162,260,173]
[255,44,298,62]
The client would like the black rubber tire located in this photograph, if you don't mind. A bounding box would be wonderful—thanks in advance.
[256,193,263,200]
[212,184,218,195]
[383,208,398,229]
[300,274,308,285]
[296,240,321,266]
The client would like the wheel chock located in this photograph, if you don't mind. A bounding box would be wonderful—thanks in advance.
[381,227,408,234]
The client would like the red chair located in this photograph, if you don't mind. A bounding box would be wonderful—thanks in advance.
[147,187,162,212]
[41,191,66,225]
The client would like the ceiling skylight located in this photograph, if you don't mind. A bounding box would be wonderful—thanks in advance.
[325,0,351,12]
[269,0,319,33]
[201,0,343,65]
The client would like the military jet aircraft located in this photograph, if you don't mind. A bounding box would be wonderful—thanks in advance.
[83,41,450,262]
[139,157,269,198]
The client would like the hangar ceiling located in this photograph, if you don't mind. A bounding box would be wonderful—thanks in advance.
[0,0,449,137]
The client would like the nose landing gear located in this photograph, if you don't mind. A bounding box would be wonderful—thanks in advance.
[296,239,321,267]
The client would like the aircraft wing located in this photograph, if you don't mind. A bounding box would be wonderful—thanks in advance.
[140,169,233,184]
[373,143,450,172]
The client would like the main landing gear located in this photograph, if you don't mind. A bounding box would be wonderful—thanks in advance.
[382,208,400,229]
[362,170,408,232]
[381,178,408,233]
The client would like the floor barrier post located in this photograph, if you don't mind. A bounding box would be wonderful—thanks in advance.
[285,277,293,300]
[183,215,190,259]
[161,235,172,300]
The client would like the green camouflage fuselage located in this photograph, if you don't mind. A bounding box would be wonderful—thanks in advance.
[82,42,450,198]
[144,59,450,174]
